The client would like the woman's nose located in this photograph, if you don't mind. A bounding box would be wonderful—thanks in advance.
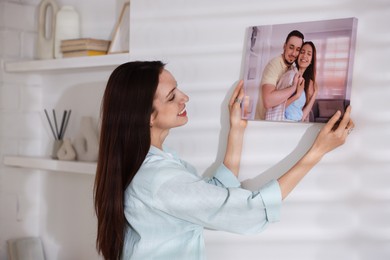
[179,90,189,103]
[183,93,189,103]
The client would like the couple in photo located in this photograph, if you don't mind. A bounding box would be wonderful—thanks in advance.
[255,30,318,122]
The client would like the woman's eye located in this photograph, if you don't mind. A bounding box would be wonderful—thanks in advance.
[168,94,175,101]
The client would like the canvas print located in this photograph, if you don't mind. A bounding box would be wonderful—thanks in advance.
[241,17,358,123]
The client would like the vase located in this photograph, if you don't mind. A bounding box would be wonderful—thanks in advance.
[54,5,80,59]
[51,139,63,159]
[73,116,99,162]
[37,0,59,59]
[57,138,76,161]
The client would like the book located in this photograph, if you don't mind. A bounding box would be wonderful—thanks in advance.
[60,38,111,52]
[62,50,107,58]
[241,17,358,123]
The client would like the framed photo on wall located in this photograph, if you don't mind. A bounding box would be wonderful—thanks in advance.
[108,2,130,54]
[241,17,358,123]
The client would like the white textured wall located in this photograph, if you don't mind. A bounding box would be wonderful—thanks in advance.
[0,0,43,259]
[130,0,390,259]
[0,0,389,259]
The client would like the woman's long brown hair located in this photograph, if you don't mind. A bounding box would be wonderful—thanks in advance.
[299,41,317,95]
[94,61,165,259]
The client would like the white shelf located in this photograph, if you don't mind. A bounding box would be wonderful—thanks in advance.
[3,155,96,175]
[4,53,131,72]
[4,45,242,73]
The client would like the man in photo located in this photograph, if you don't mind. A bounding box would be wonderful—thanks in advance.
[255,30,305,120]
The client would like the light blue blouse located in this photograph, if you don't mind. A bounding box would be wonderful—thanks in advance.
[285,91,306,121]
[122,146,282,260]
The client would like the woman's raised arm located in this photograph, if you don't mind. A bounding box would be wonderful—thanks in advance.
[278,106,354,199]
[223,81,248,176]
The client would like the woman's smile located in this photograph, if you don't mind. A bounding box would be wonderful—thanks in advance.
[178,107,187,117]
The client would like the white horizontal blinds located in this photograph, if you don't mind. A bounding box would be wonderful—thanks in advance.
[312,31,352,99]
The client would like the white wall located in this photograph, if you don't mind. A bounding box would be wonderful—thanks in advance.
[1,0,44,259]
[1,0,390,259]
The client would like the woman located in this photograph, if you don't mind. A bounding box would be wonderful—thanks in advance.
[285,41,318,121]
[94,61,354,259]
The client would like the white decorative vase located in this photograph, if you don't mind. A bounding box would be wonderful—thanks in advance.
[54,5,80,59]
[57,138,76,161]
[51,139,63,159]
[37,0,59,59]
[73,116,99,162]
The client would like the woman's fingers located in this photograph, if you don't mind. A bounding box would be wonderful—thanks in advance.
[242,95,250,116]
[322,106,353,138]
[229,80,244,107]
[337,106,352,132]
[346,119,355,132]
[229,80,247,129]
[322,109,342,133]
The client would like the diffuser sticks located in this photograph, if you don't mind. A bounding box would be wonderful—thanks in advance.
[44,109,71,140]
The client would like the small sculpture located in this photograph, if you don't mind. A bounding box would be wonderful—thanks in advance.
[57,138,76,161]
[73,116,99,162]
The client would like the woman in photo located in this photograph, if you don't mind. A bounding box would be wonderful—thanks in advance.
[94,61,354,260]
[285,41,318,122]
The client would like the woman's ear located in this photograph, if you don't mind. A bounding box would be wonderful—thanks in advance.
[150,110,156,127]
[150,115,154,128]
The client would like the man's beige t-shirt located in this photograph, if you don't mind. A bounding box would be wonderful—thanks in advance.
[255,55,289,120]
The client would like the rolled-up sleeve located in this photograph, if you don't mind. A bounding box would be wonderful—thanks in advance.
[206,164,241,188]
[258,179,282,222]
[209,164,281,223]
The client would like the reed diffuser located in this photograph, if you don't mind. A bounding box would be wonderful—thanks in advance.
[44,109,71,159]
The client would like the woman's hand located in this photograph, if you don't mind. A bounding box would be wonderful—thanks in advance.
[291,72,303,91]
[309,106,355,159]
[228,80,248,131]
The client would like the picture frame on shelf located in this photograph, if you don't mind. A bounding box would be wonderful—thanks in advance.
[108,2,130,54]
